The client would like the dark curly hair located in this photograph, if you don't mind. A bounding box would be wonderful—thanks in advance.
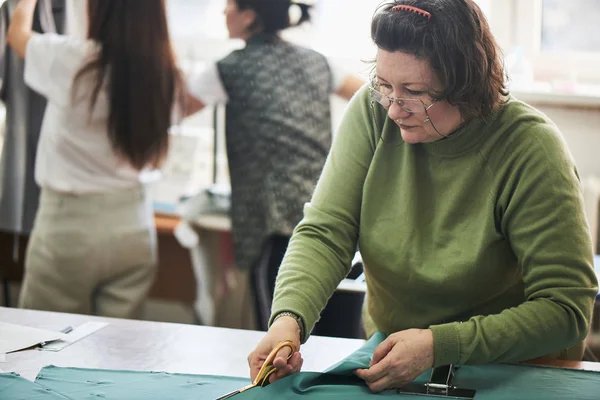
[371,0,509,120]
[235,0,312,34]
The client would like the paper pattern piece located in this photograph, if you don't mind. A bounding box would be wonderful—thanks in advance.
[0,323,68,354]
[39,322,109,352]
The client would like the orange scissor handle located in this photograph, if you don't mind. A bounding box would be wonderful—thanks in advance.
[252,340,297,387]
[216,340,298,399]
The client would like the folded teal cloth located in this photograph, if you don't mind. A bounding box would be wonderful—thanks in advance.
[323,331,387,375]
[2,332,595,400]
[0,372,69,400]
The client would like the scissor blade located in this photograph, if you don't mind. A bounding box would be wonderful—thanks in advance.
[214,389,241,400]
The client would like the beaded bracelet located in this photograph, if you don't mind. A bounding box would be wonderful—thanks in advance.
[273,311,305,341]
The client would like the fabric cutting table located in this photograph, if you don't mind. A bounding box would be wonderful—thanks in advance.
[1,307,599,399]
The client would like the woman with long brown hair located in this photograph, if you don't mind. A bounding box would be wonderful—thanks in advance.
[7,0,182,318]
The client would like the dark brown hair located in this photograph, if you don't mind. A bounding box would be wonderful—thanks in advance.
[73,0,182,170]
[372,0,508,120]
[235,0,311,34]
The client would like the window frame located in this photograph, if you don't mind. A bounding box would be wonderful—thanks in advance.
[167,0,600,87]
[512,0,600,84]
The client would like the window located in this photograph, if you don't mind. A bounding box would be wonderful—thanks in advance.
[295,0,491,75]
[165,0,600,95]
[511,0,600,86]
[541,0,599,53]
[309,1,381,61]
[167,0,227,41]
[167,1,492,71]
[166,0,242,65]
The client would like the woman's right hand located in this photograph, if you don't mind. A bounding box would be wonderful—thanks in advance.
[247,315,303,383]
[7,0,38,58]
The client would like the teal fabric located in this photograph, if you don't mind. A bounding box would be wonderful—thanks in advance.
[35,367,251,400]
[321,331,387,374]
[0,372,69,400]
[3,332,596,399]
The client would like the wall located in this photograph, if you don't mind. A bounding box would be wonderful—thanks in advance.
[532,105,600,178]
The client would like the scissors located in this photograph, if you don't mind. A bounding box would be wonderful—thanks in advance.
[215,340,297,399]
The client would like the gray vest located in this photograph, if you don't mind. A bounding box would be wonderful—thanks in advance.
[0,0,66,235]
[217,33,333,269]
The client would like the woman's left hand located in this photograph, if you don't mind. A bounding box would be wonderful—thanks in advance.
[354,329,435,393]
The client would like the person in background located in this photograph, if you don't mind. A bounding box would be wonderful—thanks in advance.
[186,0,365,330]
[248,0,599,392]
[0,0,67,308]
[8,0,183,318]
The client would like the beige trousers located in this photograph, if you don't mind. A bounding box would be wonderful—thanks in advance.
[18,186,157,319]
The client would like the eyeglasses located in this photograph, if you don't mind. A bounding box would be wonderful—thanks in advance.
[369,81,446,138]
[369,83,436,114]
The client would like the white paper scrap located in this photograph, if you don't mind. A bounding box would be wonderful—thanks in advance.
[39,322,109,352]
[0,323,68,354]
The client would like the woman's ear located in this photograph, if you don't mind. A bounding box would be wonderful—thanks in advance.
[241,8,258,32]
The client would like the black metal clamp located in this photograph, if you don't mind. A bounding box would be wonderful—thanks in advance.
[396,364,476,399]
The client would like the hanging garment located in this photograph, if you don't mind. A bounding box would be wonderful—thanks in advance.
[0,0,66,235]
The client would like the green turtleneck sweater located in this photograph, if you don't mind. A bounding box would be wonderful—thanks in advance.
[270,87,598,367]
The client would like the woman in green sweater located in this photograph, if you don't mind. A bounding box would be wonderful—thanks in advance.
[248,0,599,392]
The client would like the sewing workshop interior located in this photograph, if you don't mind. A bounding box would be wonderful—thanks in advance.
[1,1,599,399]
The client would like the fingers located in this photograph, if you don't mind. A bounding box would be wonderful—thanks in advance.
[268,352,303,383]
[249,349,303,383]
[370,338,394,366]
[248,352,266,381]
[355,342,394,392]
[248,324,303,384]
[354,357,388,384]
[364,374,396,393]
[356,330,434,393]
[271,345,294,369]
[355,365,413,393]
